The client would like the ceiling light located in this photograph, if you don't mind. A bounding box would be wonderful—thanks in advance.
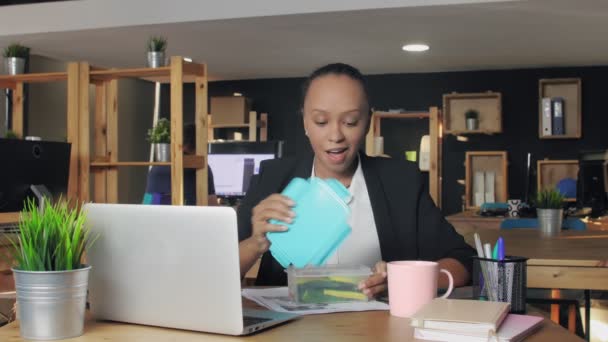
[233,92,242,97]
[402,44,429,52]
[183,57,193,62]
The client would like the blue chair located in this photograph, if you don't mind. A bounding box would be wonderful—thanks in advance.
[499,218,586,230]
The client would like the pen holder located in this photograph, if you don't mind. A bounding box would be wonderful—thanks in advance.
[472,256,528,314]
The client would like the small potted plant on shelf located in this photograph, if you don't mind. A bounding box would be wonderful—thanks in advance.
[465,109,479,131]
[147,117,171,162]
[3,43,30,75]
[535,188,564,238]
[147,36,167,68]
[8,198,97,340]
[5,129,19,139]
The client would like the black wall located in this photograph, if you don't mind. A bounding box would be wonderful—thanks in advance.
[162,65,608,215]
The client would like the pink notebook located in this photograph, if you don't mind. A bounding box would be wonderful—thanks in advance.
[414,314,544,342]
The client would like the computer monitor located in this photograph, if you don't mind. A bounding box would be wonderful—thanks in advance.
[207,141,283,198]
[577,150,608,217]
[0,138,71,212]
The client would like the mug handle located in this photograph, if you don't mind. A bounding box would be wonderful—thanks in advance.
[438,269,454,299]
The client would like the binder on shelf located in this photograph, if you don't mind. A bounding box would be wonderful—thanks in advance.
[485,171,496,203]
[541,97,552,136]
[473,172,485,207]
[551,97,565,135]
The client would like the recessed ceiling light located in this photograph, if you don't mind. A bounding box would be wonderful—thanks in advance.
[402,44,429,52]
[183,57,193,62]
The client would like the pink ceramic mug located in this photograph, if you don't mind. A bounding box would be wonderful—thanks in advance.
[387,261,454,317]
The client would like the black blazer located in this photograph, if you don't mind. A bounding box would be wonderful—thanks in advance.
[237,153,476,286]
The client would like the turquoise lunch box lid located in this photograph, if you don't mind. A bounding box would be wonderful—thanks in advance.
[267,177,352,268]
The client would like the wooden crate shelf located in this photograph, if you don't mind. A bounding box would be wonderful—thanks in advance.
[364,108,442,207]
[537,159,579,201]
[538,78,582,139]
[443,92,502,135]
[208,112,268,142]
[465,151,508,209]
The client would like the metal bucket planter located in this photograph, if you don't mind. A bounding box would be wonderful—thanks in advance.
[13,266,91,340]
[466,118,479,130]
[155,143,170,162]
[147,51,166,68]
[537,208,563,238]
[5,57,25,75]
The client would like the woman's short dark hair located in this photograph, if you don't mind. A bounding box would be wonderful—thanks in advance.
[300,63,370,114]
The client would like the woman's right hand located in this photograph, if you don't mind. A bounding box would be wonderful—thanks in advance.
[248,194,295,255]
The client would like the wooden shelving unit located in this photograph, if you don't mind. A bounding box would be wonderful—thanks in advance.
[538,78,582,139]
[0,66,79,225]
[537,159,579,202]
[464,151,508,210]
[83,57,209,205]
[208,111,268,142]
[443,92,502,135]
[364,108,442,207]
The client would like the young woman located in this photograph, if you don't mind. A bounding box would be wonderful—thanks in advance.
[237,63,475,297]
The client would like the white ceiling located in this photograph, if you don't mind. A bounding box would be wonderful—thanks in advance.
[1,0,608,80]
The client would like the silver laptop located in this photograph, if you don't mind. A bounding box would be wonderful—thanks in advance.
[85,203,298,335]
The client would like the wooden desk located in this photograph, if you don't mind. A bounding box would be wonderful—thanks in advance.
[0,309,582,341]
[455,224,608,291]
[447,211,608,231]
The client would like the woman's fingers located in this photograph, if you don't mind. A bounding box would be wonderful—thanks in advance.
[359,261,388,298]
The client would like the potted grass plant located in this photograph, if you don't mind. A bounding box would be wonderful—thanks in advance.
[465,109,479,131]
[535,188,564,238]
[5,129,19,139]
[147,117,171,162]
[3,43,29,75]
[147,36,167,68]
[8,198,96,340]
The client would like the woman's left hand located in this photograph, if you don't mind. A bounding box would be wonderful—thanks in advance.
[358,261,387,299]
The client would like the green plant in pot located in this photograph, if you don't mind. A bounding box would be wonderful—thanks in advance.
[5,129,19,139]
[3,43,30,75]
[8,198,97,340]
[147,117,171,162]
[535,188,564,238]
[465,109,479,131]
[147,36,167,68]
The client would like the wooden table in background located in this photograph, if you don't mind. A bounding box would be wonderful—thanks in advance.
[447,211,608,231]
[0,308,582,341]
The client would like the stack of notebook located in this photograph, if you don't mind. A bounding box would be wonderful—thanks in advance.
[410,299,544,342]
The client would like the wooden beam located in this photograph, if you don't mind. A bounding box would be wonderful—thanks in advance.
[106,79,119,203]
[429,106,440,207]
[365,112,376,156]
[170,56,184,205]
[66,62,80,201]
[248,111,257,142]
[0,72,67,88]
[260,113,268,141]
[195,71,208,206]
[78,62,91,203]
[93,83,107,203]
[11,82,23,138]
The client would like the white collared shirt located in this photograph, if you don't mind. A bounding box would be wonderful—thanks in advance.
[312,156,382,268]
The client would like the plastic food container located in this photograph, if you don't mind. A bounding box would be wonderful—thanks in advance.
[286,264,373,303]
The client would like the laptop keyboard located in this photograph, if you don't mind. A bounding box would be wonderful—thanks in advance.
[243,316,273,326]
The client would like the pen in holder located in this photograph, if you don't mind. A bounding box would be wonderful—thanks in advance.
[472,256,528,314]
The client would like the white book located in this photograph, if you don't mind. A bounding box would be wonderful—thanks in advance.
[414,314,544,342]
[410,299,510,337]
[485,171,495,203]
[473,172,485,207]
[541,97,552,136]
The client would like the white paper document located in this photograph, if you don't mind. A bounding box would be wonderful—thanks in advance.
[242,287,389,315]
